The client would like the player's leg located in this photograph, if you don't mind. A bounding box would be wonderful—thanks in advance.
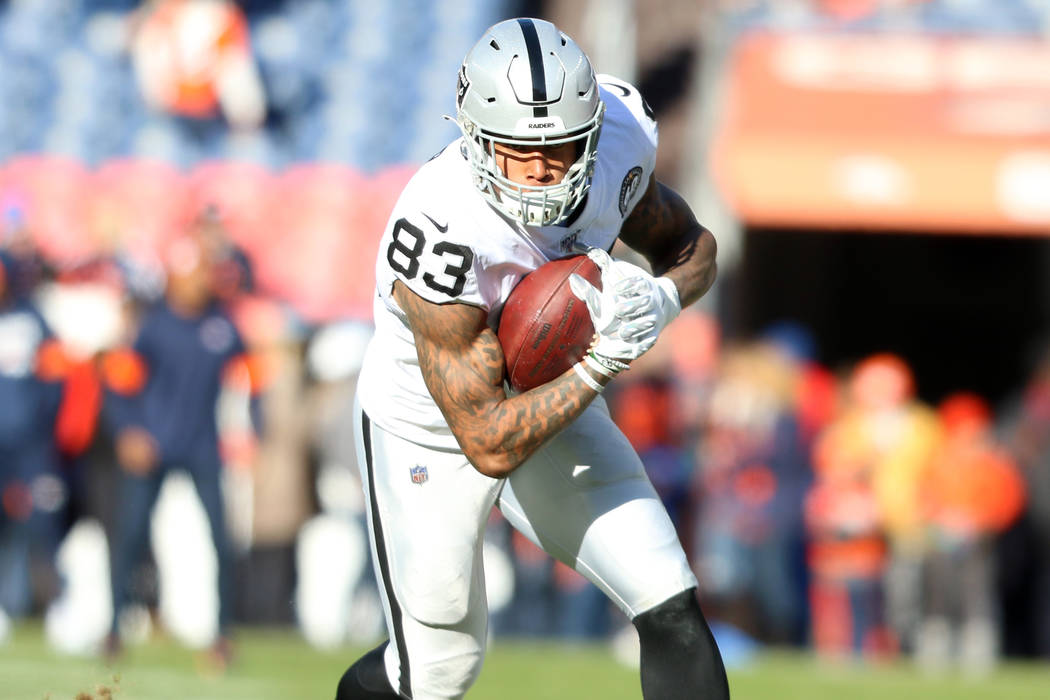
[186,457,235,660]
[500,398,729,699]
[336,641,398,700]
[337,402,502,700]
[108,466,164,644]
[633,587,730,699]
[0,518,31,618]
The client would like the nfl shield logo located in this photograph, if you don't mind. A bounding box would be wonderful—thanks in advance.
[410,465,429,485]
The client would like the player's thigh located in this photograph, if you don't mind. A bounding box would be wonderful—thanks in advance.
[499,397,697,619]
[354,407,502,698]
[354,406,501,627]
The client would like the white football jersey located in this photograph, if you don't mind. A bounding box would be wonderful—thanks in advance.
[358,76,658,449]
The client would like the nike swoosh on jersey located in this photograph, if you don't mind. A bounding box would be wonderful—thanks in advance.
[422,213,448,233]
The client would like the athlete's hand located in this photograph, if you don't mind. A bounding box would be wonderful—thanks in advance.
[569,255,657,375]
[569,271,656,357]
[585,247,681,336]
[116,427,158,476]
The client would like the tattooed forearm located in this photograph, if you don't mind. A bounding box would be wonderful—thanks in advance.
[394,282,600,478]
[619,180,717,308]
[466,336,593,469]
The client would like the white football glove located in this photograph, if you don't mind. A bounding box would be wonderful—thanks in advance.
[585,248,682,336]
[569,270,655,375]
[568,248,676,377]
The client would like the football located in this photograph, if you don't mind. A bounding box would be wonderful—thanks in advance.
[498,254,602,393]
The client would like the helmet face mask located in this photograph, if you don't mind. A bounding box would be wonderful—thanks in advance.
[455,19,604,227]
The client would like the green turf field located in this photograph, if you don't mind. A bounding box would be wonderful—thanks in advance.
[3,624,1048,700]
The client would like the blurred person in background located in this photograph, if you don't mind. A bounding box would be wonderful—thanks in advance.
[915,392,1025,673]
[693,342,811,645]
[624,307,723,557]
[131,0,266,131]
[1,198,49,301]
[0,251,69,624]
[807,353,940,658]
[759,321,839,643]
[229,296,305,623]
[550,559,613,641]
[43,257,140,527]
[659,309,722,459]
[294,321,388,648]
[498,528,557,637]
[760,320,839,447]
[805,412,888,661]
[855,353,939,655]
[192,204,255,304]
[1000,348,1050,659]
[103,236,254,667]
[495,526,613,642]
[610,376,692,534]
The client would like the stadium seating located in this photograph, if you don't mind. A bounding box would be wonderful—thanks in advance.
[0,0,515,320]
[6,0,1042,322]
[3,1,1046,168]
[0,0,514,171]
[721,0,1050,37]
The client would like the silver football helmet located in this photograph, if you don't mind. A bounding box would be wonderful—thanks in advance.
[454,18,604,226]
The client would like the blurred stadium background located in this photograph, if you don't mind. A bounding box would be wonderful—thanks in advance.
[2,0,1050,697]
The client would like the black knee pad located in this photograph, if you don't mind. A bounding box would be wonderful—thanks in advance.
[633,588,730,700]
[336,641,402,700]
[633,588,705,643]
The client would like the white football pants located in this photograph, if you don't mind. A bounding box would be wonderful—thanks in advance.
[353,394,696,700]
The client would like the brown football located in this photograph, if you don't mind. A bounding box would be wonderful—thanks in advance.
[498,254,602,393]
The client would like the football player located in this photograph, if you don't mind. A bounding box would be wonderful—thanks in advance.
[336,18,727,700]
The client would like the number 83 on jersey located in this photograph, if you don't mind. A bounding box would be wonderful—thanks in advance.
[386,218,475,299]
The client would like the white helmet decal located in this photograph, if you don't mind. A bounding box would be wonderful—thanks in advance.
[454,18,604,227]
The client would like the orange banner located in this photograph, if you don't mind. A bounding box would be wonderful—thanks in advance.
[712,33,1050,233]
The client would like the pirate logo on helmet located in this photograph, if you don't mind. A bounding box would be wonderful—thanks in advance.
[456,64,470,110]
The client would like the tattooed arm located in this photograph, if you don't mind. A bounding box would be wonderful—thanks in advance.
[618,178,717,308]
[392,280,608,479]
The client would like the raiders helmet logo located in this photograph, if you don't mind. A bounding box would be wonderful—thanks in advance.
[619,166,643,216]
[456,64,470,109]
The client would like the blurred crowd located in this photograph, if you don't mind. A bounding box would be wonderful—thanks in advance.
[595,315,1050,671]
[1,0,1049,677]
[1,201,1049,673]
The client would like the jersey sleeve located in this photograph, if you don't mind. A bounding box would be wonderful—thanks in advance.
[596,74,659,219]
[379,199,484,309]
[597,74,658,146]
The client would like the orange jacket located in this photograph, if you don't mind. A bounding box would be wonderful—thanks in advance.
[921,440,1026,537]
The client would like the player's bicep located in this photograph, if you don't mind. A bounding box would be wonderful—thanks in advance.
[618,179,708,275]
[392,281,505,430]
